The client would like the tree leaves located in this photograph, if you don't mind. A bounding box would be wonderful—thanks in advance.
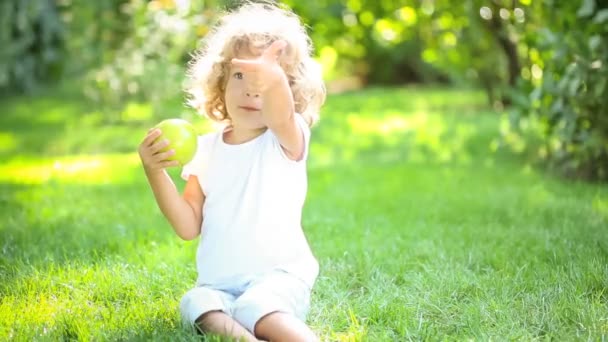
[577,0,596,18]
[593,9,608,23]
[0,0,64,94]
[510,0,608,180]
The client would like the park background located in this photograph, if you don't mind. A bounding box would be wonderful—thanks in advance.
[1,0,607,340]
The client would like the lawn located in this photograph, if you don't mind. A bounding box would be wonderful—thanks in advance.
[1,85,607,341]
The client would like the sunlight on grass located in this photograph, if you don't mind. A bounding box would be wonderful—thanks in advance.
[304,87,493,168]
[328,308,368,342]
[592,195,608,221]
[525,184,554,207]
[313,108,478,167]
[0,259,186,340]
[0,153,142,185]
[0,132,17,153]
[347,112,410,136]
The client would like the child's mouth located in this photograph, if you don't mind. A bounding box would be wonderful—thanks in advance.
[239,106,260,112]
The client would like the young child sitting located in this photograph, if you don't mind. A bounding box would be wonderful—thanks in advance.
[137,2,326,341]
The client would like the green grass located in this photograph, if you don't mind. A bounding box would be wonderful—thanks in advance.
[1,85,607,341]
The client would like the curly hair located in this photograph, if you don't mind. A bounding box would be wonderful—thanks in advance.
[185,1,326,127]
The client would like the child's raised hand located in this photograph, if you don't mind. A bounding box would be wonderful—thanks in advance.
[231,40,288,95]
[138,128,180,171]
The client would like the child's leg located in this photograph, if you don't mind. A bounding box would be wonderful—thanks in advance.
[181,286,257,341]
[231,270,318,341]
[254,311,318,342]
[196,310,258,341]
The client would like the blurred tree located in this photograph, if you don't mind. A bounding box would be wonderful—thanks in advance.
[417,0,527,108]
[284,0,448,86]
[508,0,608,180]
[80,0,218,121]
[61,0,134,75]
[284,0,523,103]
[2,0,606,180]
[0,0,64,94]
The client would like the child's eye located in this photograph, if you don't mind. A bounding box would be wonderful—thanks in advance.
[233,72,243,80]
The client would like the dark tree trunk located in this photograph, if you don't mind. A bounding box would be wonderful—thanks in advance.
[489,13,520,87]
[481,2,522,106]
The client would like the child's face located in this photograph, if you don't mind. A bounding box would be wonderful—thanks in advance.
[224,50,265,130]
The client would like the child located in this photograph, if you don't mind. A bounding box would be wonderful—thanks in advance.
[137,2,325,341]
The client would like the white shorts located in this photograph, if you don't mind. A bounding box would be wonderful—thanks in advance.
[180,270,311,333]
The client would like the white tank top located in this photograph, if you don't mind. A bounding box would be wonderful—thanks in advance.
[181,114,318,289]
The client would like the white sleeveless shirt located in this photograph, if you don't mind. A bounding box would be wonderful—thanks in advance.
[181,114,319,289]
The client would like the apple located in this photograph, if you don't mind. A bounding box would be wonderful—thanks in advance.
[154,118,198,165]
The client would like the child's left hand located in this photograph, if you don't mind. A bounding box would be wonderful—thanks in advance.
[231,40,288,95]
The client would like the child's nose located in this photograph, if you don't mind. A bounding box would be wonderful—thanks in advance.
[246,92,260,98]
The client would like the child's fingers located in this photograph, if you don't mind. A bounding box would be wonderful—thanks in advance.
[143,129,162,147]
[262,40,286,61]
[150,138,171,153]
[231,58,259,71]
[153,149,175,162]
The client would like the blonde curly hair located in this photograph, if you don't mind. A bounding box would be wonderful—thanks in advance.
[185,1,326,127]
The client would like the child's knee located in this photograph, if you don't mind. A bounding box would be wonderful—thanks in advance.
[231,272,311,332]
[180,286,229,328]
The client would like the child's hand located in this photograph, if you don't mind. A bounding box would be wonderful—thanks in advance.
[138,128,180,171]
[231,40,288,95]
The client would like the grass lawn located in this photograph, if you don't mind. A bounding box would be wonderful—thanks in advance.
[0,85,607,341]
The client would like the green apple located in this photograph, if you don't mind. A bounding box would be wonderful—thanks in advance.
[154,118,198,165]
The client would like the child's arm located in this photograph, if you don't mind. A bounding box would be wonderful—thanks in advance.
[139,129,204,240]
[232,40,304,160]
[261,72,304,161]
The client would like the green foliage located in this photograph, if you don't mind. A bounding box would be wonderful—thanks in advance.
[424,0,516,106]
[61,0,134,74]
[0,0,64,93]
[2,0,607,181]
[508,0,608,181]
[80,1,222,120]
[280,0,530,109]
[283,0,448,85]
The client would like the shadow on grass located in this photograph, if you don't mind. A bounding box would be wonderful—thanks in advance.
[0,180,184,285]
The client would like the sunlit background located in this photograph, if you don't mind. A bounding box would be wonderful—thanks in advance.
[1,0,606,181]
[1,0,607,340]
